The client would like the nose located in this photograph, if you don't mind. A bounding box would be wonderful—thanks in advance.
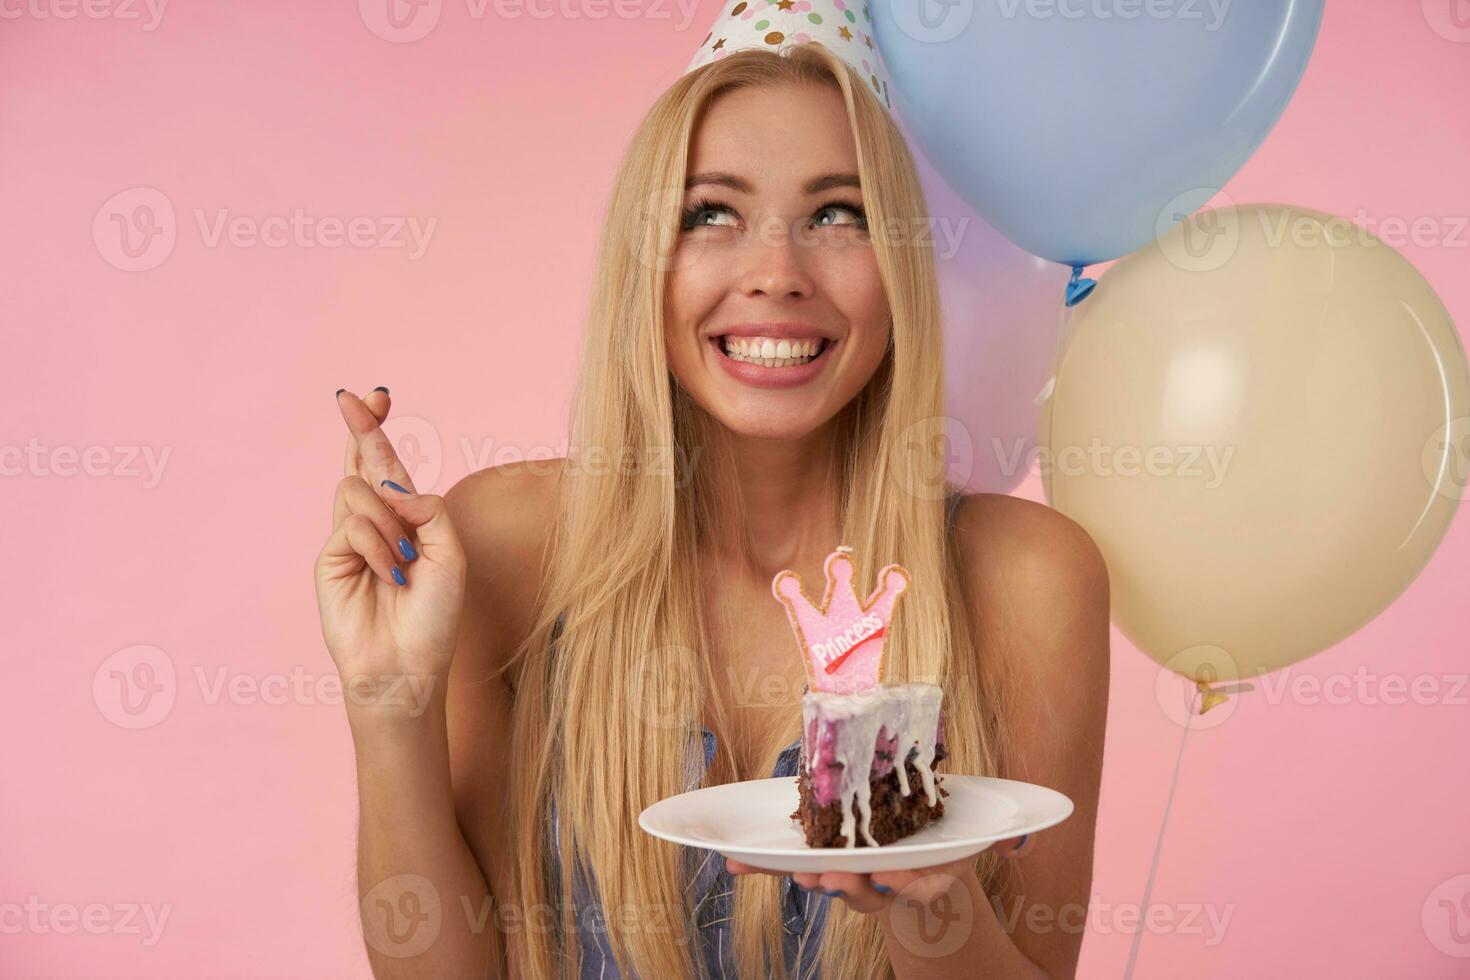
[737,217,815,301]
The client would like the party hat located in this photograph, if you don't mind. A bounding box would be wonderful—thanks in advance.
[684,0,893,111]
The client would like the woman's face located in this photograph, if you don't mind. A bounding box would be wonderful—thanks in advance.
[665,82,892,440]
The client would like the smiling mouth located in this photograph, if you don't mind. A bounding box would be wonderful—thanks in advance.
[713,335,832,368]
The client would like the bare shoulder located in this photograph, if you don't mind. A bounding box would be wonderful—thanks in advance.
[953,493,1106,587]
[951,493,1110,682]
[444,458,564,557]
[443,458,566,669]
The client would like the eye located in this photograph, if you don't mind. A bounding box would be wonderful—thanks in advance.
[680,197,738,231]
[813,200,868,230]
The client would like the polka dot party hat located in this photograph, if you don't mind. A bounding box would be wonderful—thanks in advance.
[685,0,893,111]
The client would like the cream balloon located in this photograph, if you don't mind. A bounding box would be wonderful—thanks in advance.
[1042,204,1469,682]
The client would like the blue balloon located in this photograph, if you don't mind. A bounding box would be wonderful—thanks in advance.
[871,0,1324,267]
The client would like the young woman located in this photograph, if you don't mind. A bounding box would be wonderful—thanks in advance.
[315,45,1109,980]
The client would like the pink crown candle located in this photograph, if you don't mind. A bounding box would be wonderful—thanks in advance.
[771,545,910,695]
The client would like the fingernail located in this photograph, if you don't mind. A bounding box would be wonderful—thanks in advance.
[822,889,842,897]
[872,883,892,894]
[382,480,411,494]
[372,385,390,394]
[1015,835,1029,850]
[335,388,345,398]
[399,537,417,561]
[391,566,406,586]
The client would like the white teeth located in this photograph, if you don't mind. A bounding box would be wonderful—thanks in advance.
[719,334,827,368]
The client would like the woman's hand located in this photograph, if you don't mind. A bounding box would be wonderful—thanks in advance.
[313,388,467,720]
[724,834,1031,913]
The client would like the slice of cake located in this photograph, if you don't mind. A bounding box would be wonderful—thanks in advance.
[772,546,949,848]
[796,684,948,847]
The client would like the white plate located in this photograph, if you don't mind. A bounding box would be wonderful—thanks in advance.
[638,775,1074,873]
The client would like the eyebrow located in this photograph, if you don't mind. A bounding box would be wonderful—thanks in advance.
[684,171,861,195]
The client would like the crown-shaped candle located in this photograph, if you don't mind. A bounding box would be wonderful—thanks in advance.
[771,545,910,695]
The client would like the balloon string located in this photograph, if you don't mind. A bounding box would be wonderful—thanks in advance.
[1121,684,1199,980]
[1035,296,1076,503]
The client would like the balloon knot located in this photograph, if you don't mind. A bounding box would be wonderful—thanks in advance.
[1196,680,1229,714]
[1064,264,1097,307]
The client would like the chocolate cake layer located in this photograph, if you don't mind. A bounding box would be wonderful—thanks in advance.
[792,742,949,848]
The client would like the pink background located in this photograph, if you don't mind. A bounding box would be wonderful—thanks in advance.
[3,2,1468,977]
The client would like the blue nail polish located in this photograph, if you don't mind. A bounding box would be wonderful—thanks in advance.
[381,480,411,494]
[822,889,842,897]
[1015,834,1029,850]
[872,883,892,894]
[398,537,417,561]
[391,567,406,586]
[372,386,390,394]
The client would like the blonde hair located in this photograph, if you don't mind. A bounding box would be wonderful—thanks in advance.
[502,44,1012,979]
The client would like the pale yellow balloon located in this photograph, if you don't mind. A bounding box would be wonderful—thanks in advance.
[1042,204,1469,682]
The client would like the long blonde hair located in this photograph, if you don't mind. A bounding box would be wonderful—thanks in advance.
[502,44,1012,979]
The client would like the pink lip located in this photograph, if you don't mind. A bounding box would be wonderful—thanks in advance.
[708,336,835,390]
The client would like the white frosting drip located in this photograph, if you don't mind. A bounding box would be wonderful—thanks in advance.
[801,682,943,848]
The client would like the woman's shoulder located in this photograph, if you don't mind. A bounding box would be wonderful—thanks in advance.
[951,492,1106,576]
[949,492,1111,641]
[443,458,567,650]
[444,457,565,549]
